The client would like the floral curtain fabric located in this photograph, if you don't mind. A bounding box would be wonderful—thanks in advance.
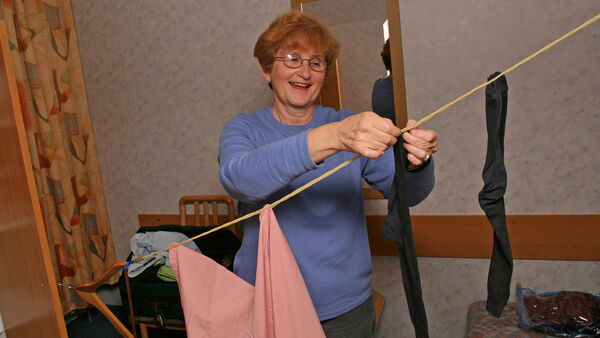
[1,1,117,314]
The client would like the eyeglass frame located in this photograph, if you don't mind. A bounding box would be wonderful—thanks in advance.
[273,53,328,72]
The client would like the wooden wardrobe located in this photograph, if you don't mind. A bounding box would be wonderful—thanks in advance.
[0,21,68,338]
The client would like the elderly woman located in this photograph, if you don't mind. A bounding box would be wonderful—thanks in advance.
[219,10,437,337]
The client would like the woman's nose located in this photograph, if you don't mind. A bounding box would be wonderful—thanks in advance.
[296,61,311,78]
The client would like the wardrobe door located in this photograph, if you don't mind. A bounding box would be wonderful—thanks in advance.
[0,21,67,338]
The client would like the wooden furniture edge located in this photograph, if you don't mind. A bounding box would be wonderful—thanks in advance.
[140,213,599,261]
[386,0,409,128]
[138,214,236,227]
[367,214,600,260]
[0,20,67,337]
[363,188,384,199]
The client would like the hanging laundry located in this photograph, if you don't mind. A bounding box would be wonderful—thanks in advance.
[382,144,429,338]
[128,231,200,278]
[169,207,325,338]
[479,72,513,317]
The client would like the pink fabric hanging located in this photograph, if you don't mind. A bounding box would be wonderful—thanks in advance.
[170,207,325,337]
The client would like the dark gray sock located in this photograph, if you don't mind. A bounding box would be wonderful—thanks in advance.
[479,72,513,317]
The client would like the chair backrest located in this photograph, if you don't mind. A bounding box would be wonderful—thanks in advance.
[179,195,243,240]
[178,195,235,226]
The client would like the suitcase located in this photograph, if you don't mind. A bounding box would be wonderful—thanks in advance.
[119,224,241,327]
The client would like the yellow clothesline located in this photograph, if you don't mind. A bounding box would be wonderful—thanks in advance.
[133,12,600,264]
[134,154,361,263]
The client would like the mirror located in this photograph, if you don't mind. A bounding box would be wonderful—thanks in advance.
[294,0,408,127]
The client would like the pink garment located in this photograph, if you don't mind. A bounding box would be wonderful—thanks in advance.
[170,207,325,338]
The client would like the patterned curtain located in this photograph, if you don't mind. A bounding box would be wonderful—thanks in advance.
[1,1,118,314]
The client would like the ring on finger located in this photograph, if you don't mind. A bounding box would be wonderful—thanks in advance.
[423,152,431,162]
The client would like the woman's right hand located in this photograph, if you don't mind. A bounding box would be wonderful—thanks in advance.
[335,111,402,159]
[308,112,402,163]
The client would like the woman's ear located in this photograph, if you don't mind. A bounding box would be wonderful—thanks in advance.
[260,65,271,83]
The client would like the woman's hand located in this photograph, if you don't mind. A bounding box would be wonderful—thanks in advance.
[402,119,438,170]
[335,111,402,159]
[307,112,402,163]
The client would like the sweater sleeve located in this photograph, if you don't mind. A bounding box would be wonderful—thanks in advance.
[404,158,435,206]
[218,115,318,203]
[362,149,435,207]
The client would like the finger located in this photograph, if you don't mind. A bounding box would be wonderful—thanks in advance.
[346,127,398,151]
[372,134,403,156]
[369,113,402,138]
[371,127,400,147]
[402,131,436,153]
[356,114,401,146]
[342,129,392,159]
[406,128,438,149]
[403,142,430,161]
[409,128,438,144]
[405,152,423,167]
[338,112,402,156]
[411,131,438,154]
[405,119,419,131]
[361,147,385,159]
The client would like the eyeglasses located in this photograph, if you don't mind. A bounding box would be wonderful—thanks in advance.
[273,53,328,72]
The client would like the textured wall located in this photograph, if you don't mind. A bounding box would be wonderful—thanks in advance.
[71,0,289,259]
[399,1,599,216]
[71,0,599,336]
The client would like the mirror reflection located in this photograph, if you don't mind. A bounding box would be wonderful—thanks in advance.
[302,0,389,114]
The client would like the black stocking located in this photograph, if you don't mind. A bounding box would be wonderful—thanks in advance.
[479,72,513,317]
[383,144,429,338]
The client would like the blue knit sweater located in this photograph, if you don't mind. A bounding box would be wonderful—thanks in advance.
[218,105,434,320]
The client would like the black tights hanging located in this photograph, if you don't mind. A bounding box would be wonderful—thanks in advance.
[383,144,429,338]
[479,72,513,318]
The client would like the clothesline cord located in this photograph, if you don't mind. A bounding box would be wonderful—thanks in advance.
[133,12,599,265]
[407,12,600,130]
[134,155,360,263]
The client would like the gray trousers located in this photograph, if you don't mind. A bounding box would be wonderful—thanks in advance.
[320,294,375,338]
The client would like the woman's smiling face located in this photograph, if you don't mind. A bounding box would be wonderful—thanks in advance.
[262,34,326,117]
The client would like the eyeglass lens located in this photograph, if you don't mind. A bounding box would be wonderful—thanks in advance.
[280,53,326,71]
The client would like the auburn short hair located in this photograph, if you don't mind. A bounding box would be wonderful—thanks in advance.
[254,10,340,74]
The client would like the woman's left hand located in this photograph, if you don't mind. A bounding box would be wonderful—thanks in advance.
[402,119,438,170]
